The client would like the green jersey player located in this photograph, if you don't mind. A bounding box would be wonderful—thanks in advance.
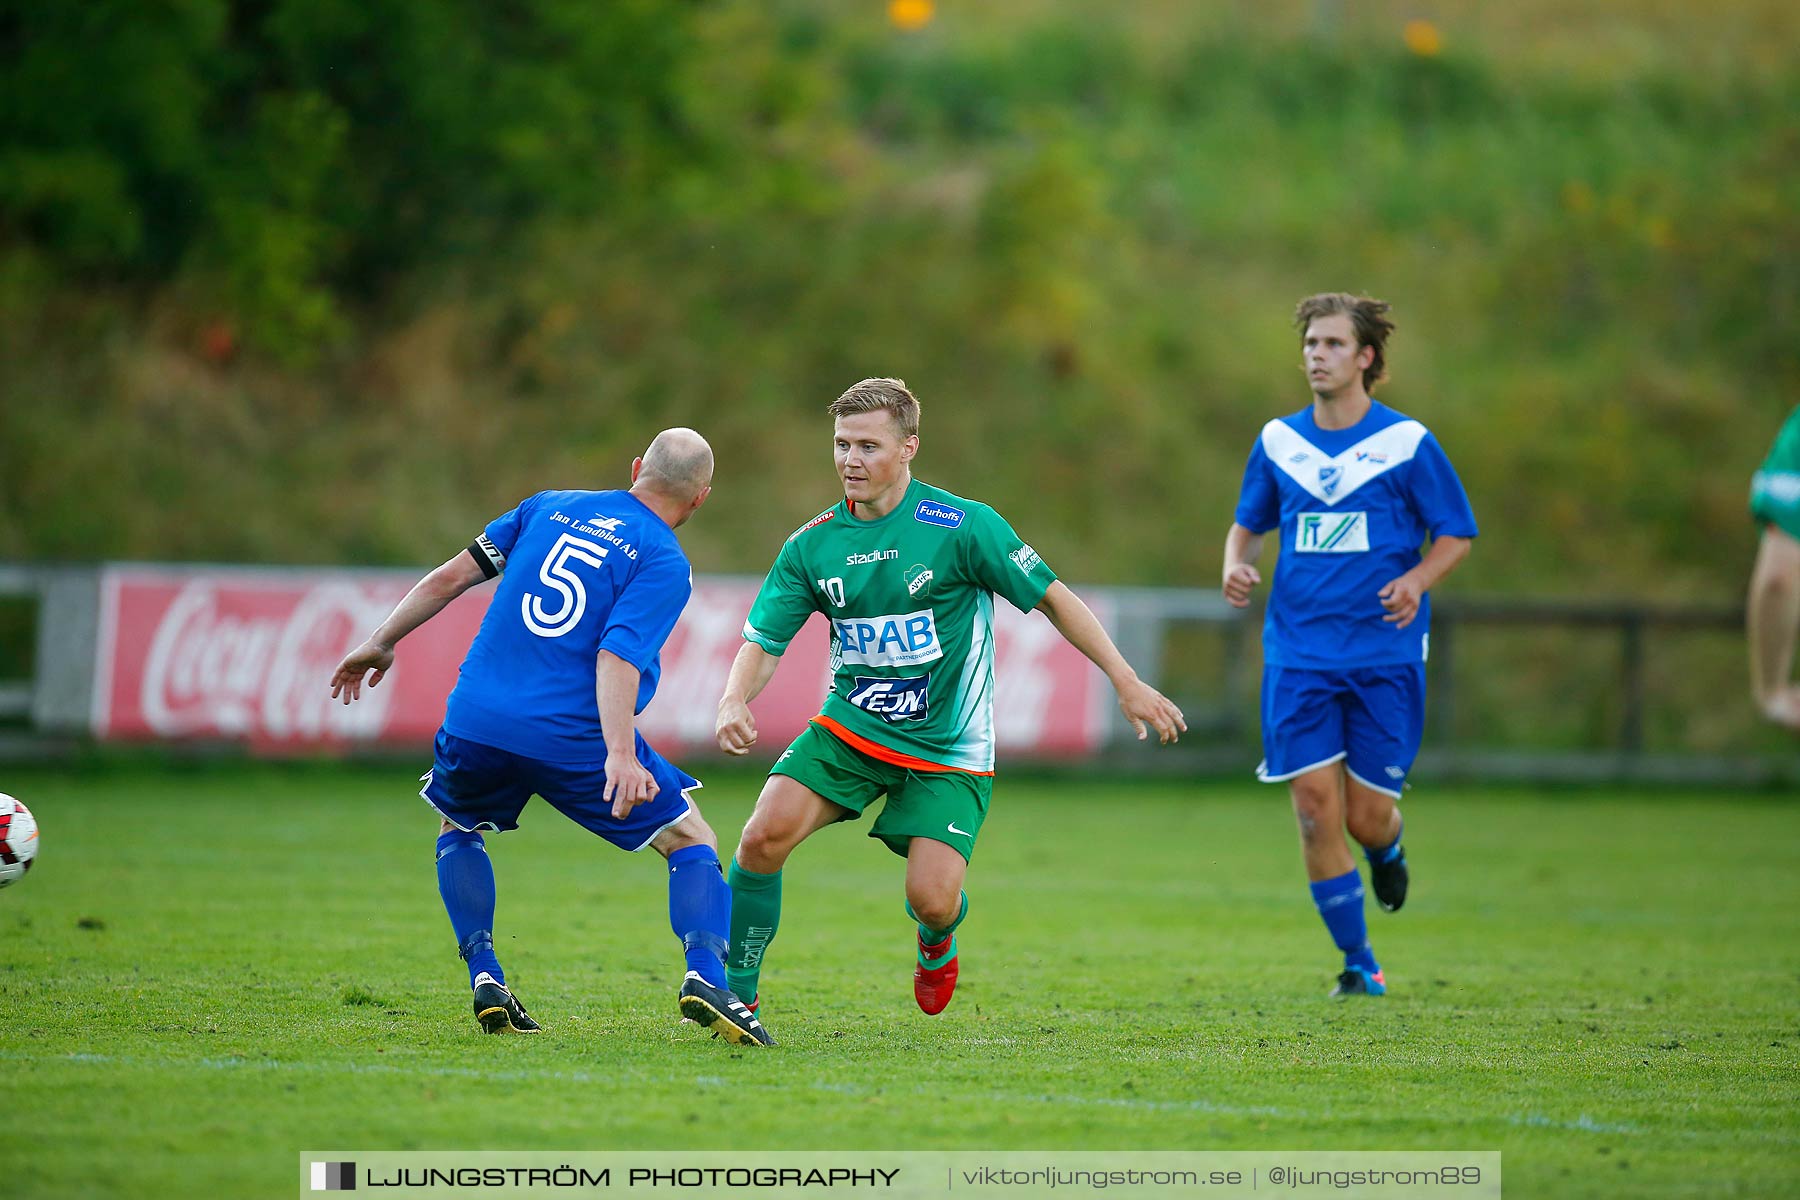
[1748,407,1800,729]
[714,378,1186,1028]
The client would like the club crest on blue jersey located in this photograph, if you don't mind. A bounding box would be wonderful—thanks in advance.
[914,499,965,529]
[1318,464,1343,497]
[848,674,930,722]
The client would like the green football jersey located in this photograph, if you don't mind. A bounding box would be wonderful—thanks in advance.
[743,478,1059,772]
[1751,408,1800,540]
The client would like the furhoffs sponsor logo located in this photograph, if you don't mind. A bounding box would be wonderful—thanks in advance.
[914,499,965,528]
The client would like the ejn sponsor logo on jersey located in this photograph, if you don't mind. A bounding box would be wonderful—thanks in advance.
[846,549,898,566]
[848,674,930,722]
[831,609,943,667]
[1294,511,1369,553]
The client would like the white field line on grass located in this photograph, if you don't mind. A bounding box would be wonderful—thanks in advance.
[14,1050,1734,1142]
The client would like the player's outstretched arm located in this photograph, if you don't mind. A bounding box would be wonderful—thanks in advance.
[329,551,489,703]
[1221,523,1265,609]
[716,641,782,755]
[1748,525,1800,729]
[1378,534,1472,629]
[1036,580,1187,744]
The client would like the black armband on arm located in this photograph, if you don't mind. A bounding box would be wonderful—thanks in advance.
[469,534,506,579]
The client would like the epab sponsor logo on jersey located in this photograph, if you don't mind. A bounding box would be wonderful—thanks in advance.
[831,609,943,667]
[1294,511,1369,553]
[846,549,898,566]
[914,499,965,529]
[848,674,930,723]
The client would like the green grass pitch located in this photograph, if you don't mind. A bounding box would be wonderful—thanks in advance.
[5,761,1796,1198]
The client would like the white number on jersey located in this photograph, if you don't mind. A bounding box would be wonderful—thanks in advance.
[522,533,610,638]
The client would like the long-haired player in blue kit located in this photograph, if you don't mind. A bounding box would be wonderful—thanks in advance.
[329,428,771,1045]
[1221,294,1477,998]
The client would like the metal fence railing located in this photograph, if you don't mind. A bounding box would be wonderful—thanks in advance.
[0,562,1793,783]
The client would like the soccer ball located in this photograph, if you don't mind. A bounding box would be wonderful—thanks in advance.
[0,794,38,887]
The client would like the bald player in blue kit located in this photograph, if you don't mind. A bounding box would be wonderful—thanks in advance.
[330,428,771,1045]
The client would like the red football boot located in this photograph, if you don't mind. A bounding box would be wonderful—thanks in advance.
[913,932,959,1015]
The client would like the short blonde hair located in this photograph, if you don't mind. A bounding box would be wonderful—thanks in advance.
[828,377,919,439]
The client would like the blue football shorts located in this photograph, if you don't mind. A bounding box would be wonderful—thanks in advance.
[1256,663,1426,798]
[420,728,700,851]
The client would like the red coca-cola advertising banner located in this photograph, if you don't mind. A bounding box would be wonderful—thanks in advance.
[93,566,1113,758]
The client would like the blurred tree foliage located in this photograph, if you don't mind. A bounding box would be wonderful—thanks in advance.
[2,1,1797,602]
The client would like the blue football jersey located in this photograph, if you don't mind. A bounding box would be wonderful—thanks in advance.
[442,489,692,763]
[1234,401,1478,670]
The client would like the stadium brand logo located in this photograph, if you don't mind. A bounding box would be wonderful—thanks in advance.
[1294,512,1369,553]
[1010,544,1042,574]
[310,1161,356,1191]
[787,509,837,541]
[914,500,965,529]
[848,674,930,722]
[738,925,775,969]
[831,609,943,667]
[905,564,933,596]
[846,549,898,566]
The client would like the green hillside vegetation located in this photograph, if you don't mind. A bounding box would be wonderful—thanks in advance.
[3,1,1796,601]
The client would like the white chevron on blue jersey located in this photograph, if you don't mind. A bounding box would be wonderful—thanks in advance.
[1261,418,1430,506]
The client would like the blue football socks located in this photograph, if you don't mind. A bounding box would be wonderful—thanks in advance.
[1365,818,1404,865]
[436,829,503,987]
[668,844,731,988]
[1310,867,1379,974]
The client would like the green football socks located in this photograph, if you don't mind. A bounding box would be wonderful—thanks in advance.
[907,891,968,949]
[725,859,782,1002]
